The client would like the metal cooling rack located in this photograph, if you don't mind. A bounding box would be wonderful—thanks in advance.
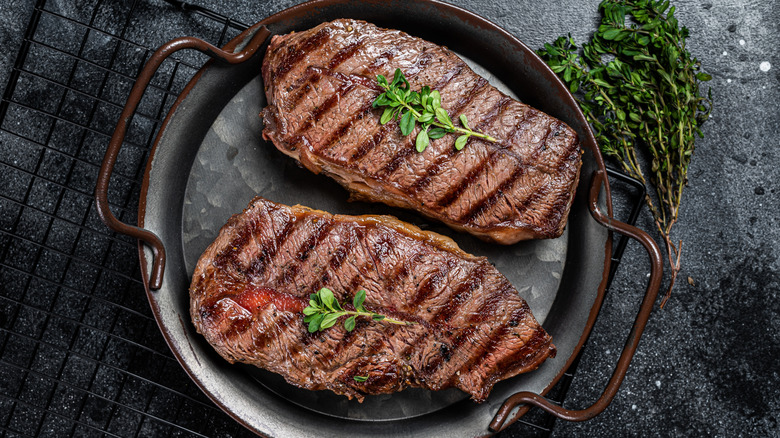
[0,1,645,436]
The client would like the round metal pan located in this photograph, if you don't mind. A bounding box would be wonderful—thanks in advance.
[95,0,663,436]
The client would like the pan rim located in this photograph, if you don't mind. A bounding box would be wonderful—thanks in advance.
[136,0,615,435]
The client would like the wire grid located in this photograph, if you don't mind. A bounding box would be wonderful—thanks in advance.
[0,0,252,436]
[0,1,645,437]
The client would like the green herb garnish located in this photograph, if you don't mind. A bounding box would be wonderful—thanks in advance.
[302,288,413,333]
[538,0,712,307]
[372,68,497,152]
[353,375,369,382]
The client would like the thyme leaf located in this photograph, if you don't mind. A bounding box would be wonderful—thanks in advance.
[373,69,497,152]
[303,287,414,333]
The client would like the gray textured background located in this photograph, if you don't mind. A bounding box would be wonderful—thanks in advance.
[1,0,778,436]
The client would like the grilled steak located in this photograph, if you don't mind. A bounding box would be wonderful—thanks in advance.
[190,197,555,402]
[261,19,582,244]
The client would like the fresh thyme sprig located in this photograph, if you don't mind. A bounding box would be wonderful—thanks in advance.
[302,288,413,333]
[538,0,712,307]
[372,68,497,152]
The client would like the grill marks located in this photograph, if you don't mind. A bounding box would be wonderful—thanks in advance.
[385,248,426,297]
[374,74,488,181]
[436,264,489,324]
[191,197,554,403]
[350,125,389,162]
[281,44,435,166]
[328,38,367,70]
[276,218,334,286]
[356,50,438,175]
[407,77,490,194]
[262,19,582,243]
[459,119,563,226]
[314,101,376,156]
[431,97,512,209]
[398,262,487,373]
[246,214,295,279]
[272,28,331,83]
[363,47,399,74]
[285,68,322,112]
[422,281,525,382]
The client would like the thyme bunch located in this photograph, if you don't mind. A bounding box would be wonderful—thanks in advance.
[538,0,712,307]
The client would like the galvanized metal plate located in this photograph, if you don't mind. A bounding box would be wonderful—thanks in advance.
[139,1,610,436]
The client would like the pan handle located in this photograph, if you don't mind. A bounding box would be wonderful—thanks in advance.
[95,26,271,290]
[489,169,663,431]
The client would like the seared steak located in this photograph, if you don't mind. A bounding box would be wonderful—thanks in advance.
[190,197,555,402]
[261,19,582,244]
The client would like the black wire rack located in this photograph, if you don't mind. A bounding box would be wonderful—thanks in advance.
[0,0,645,436]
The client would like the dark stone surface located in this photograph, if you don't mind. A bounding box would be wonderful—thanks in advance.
[0,0,778,437]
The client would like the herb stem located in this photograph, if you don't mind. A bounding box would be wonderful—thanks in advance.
[332,309,411,326]
[374,69,498,152]
[389,95,497,142]
[538,0,712,307]
[303,288,415,333]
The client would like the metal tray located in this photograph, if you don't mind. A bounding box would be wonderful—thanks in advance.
[95,0,662,436]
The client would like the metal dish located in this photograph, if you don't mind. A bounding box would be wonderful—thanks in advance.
[96,0,662,436]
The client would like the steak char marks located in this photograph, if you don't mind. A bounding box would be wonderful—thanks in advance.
[261,19,582,244]
[190,197,556,402]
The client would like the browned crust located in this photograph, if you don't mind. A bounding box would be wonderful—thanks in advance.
[261,19,582,244]
[190,197,555,402]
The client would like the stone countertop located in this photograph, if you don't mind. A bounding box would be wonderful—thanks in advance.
[0,0,777,437]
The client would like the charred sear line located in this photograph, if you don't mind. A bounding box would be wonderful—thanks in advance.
[362,47,399,74]
[432,97,511,209]
[397,262,486,367]
[475,97,512,132]
[376,143,416,178]
[320,321,361,368]
[312,82,358,123]
[436,263,488,324]
[409,260,452,307]
[495,107,532,149]
[334,331,397,389]
[434,63,467,90]
[310,235,355,293]
[284,81,358,150]
[479,319,551,388]
[349,124,389,163]
[213,226,252,274]
[406,77,491,193]
[327,38,367,70]
[246,215,295,278]
[315,101,375,154]
[384,249,425,295]
[423,284,523,381]
[254,312,299,354]
[463,120,570,226]
[451,305,528,377]
[468,282,520,325]
[459,165,524,225]
[273,28,331,82]
[284,67,322,112]
[459,118,558,225]
[436,151,499,209]
[276,218,334,285]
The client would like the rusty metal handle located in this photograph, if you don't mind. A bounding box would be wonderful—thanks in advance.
[95,26,271,290]
[489,169,663,431]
